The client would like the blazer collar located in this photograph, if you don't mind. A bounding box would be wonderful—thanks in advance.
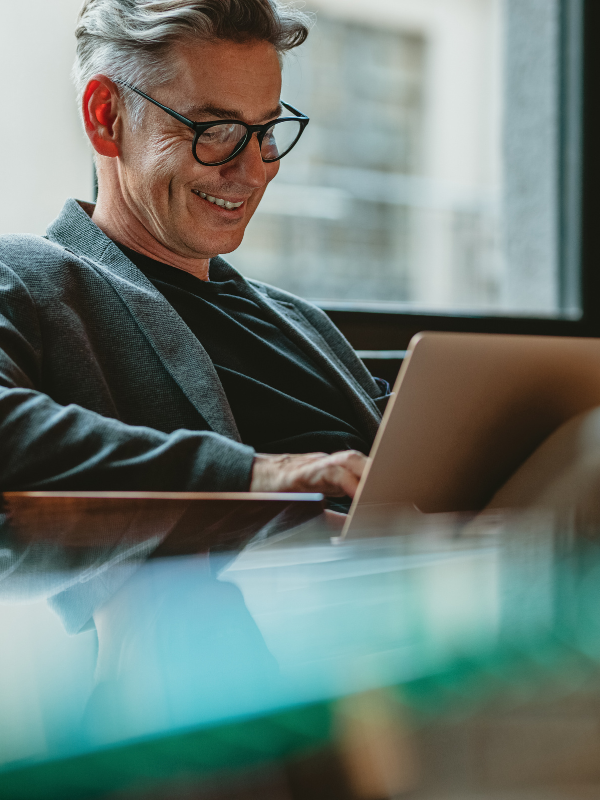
[46,199,241,441]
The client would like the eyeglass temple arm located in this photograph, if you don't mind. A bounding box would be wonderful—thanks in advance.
[281,101,309,121]
[114,79,196,129]
[116,80,308,128]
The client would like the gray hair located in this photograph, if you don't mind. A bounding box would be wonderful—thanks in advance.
[73,0,312,129]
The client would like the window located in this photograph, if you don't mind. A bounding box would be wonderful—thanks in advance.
[0,0,593,357]
[233,0,583,321]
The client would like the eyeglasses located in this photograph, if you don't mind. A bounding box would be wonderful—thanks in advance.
[115,80,310,166]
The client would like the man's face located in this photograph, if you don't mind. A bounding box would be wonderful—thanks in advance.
[117,38,282,259]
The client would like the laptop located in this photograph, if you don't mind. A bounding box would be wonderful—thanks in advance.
[340,331,600,539]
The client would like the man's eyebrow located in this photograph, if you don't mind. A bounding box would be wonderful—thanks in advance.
[183,103,283,123]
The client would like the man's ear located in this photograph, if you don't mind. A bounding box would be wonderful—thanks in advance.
[83,76,121,158]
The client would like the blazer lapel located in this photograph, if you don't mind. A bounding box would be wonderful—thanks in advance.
[46,200,241,441]
[211,257,382,440]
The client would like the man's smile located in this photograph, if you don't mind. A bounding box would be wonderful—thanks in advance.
[191,188,246,210]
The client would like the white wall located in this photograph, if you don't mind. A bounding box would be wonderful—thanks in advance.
[0,0,92,236]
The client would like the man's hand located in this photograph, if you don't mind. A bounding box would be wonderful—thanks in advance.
[250,450,369,497]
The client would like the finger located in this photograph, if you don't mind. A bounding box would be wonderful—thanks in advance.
[330,450,369,480]
[319,463,361,498]
[345,451,369,478]
[335,467,361,498]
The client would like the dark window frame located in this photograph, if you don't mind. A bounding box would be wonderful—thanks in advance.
[320,0,598,381]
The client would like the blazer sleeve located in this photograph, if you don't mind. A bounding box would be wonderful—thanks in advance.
[0,262,255,492]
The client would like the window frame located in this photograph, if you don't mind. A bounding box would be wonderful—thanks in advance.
[320,0,598,370]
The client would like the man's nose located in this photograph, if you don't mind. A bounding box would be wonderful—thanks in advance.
[221,133,268,187]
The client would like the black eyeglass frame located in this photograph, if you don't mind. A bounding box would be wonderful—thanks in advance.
[115,79,310,166]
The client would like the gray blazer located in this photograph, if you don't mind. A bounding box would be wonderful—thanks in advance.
[0,199,385,492]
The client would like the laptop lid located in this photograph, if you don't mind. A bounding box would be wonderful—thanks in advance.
[341,332,600,539]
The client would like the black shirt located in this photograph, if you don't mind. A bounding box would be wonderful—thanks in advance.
[117,245,372,458]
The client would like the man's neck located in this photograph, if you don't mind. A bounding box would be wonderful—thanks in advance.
[92,191,211,282]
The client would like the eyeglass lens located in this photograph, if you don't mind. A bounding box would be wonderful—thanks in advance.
[195,119,303,164]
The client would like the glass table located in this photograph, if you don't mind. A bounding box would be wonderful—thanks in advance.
[1,495,600,799]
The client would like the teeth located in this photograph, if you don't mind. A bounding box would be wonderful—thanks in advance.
[194,190,243,209]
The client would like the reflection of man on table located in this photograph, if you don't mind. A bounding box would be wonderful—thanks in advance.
[0,0,389,510]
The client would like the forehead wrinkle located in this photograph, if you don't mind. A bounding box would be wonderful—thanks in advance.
[182,102,283,123]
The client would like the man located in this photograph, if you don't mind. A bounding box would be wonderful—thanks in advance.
[0,0,388,508]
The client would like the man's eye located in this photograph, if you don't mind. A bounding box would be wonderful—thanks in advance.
[197,124,242,144]
[197,129,219,142]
